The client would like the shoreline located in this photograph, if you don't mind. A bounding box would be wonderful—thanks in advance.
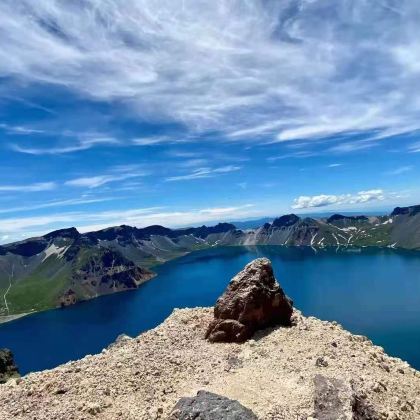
[0,272,158,326]
[0,313,30,325]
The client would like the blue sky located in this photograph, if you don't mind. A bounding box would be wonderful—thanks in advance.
[1,0,420,243]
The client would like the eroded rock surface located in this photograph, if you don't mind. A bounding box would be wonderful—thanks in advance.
[205,258,293,342]
[313,374,353,420]
[168,390,257,419]
[0,349,19,384]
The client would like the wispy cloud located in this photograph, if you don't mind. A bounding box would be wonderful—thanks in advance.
[292,190,386,209]
[1,1,420,144]
[11,137,119,155]
[0,204,259,241]
[267,151,319,161]
[165,165,241,182]
[177,158,209,168]
[131,136,174,146]
[385,166,414,175]
[65,171,144,189]
[0,123,44,135]
[0,182,56,192]
[408,141,420,153]
[328,163,343,168]
[0,197,117,215]
[328,140,379,153]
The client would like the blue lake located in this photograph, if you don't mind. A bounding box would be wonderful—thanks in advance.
[1,246,420,374]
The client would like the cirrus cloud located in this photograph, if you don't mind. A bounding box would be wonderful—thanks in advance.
[1,1,420,144]
[0,182,56,192]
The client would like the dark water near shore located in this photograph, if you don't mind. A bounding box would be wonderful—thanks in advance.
[1,246,420,374]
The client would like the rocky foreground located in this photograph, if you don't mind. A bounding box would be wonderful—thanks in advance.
[1,259,420,419]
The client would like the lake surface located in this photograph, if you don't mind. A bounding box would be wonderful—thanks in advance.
[1,246,420,374]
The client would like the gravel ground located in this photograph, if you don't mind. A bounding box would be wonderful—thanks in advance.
[0,307,419,419]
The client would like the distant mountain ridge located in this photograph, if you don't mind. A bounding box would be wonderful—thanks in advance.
[1,205,419,319]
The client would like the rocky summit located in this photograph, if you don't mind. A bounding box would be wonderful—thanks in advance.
[0,261,419,419]
[205,258,293,343]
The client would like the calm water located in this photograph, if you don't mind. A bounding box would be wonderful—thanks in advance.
[1,246,420,374]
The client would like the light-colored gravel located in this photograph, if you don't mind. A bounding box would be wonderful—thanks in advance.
[0,308,419,419]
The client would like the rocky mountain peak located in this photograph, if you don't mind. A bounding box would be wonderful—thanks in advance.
[205,258,293,343]
[327,214,369,224]
[135,225,174,239]
[391,205,420,217]
[271,214,300,228]
[44,227,80,240]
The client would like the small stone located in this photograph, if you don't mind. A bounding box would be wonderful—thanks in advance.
[85,402,102,415]
[315,357,329,367]
[380,363,390,372]
[372,382,387,393]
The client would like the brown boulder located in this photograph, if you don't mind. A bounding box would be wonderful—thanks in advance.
[205,258,293,343]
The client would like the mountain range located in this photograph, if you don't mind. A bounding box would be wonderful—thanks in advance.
[1,204,419,319]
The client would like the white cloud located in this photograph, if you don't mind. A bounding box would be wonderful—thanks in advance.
[0,204,260,241]
[65,171,144,189]
[328,163,342,168]
[292,190,386,209]
[385,166,414,175]
[0,123,44,135]
[0,197,117,215]
[0,182,56,192]
[76,205,258,233]
[165,165,241,182]
[0,213,82,235]
[328,141,379,153]
[177,159,209,168]
[408,141,420,153]
[1,1,420,144]
[11,137,119,155]
[267,151,319,161]
[131,136,174,146]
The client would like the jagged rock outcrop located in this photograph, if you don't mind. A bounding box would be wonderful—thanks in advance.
[0,349,19,384]
[205,258,293,343]
[59,289,77,307]
[327,214,369,227]
[391,205,420,217]
[168,390,257,419]
[72,249,155,293]
[272,214,300,228]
